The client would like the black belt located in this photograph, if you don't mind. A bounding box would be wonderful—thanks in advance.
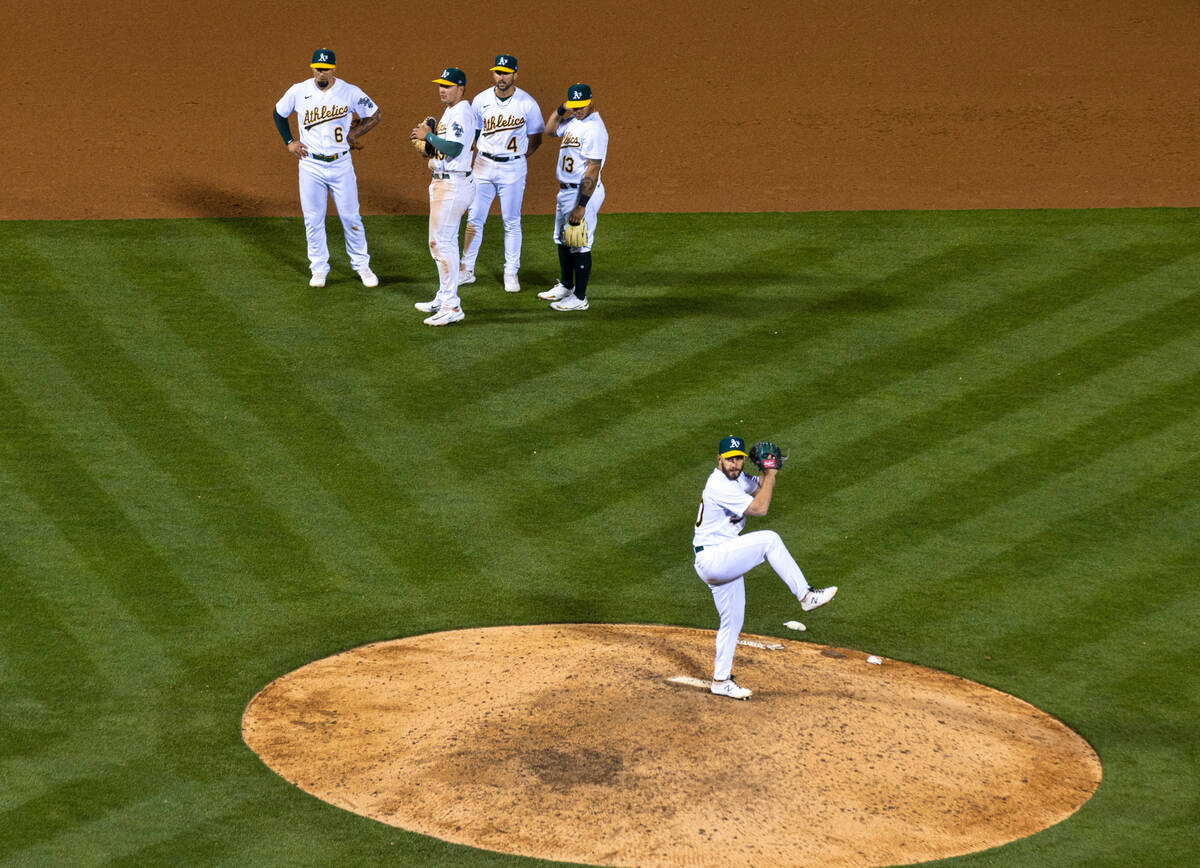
[560,182,580,189]
[482,152,523,162]
[311,151,348,162]
[694,545,705,553]
[432,171,472,180]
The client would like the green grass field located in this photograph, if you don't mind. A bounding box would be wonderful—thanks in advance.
[1,208,1197,866]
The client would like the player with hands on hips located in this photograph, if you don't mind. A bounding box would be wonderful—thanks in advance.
[692,435,838,700]
[411,68,478,327]
[538,83,607,312]
[459,55,544,293]
[273,49,380,288]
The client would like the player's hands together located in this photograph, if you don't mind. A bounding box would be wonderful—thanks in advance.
[287,140,308,159]
[411,117,437,141]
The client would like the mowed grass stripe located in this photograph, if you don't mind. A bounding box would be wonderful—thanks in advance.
[450,239,1031,469]
[801,293,1200,570]
[765,241,1200,509]
[47,265,410,598]
[968,457,1200,668]
[0,476,172,691]
[434,262,1077,614]
[0,247,337,610]
[769,242,1200,470]
[426,237,849,427]
[452,240,1034,538]
[0,762,263,862]
[435,236,1095,587]
[570,251,1200,561]
[0,374,207,639]
[838,411,1199,655]
[108,242,468,578]
[0,306,299,627]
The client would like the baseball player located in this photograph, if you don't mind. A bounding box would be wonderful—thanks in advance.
[273,49,380,288]
[411,68,477,326]
[458,54,544,293]
[537,83,608,312]
[692,435,838,700]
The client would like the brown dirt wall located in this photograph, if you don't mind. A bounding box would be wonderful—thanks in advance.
[6,0,1198,220]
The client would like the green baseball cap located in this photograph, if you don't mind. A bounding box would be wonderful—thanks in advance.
[310,49,336,69]
[490,54,517,73]
[565,82,592,108]
[433,67,467,86]
[719,435,747,458]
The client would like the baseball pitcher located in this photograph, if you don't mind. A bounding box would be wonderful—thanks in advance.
[693,435,838,700]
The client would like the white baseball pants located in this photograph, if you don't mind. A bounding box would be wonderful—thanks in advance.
[462,156,528,274]
[554,182,605,252]
[298,155,369,275]
[428,174,475,310]
[694,530,810,681]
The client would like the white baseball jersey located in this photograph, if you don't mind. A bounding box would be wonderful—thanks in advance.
[473,87,544,158]
[431,100,477,174]
[554,111,608,184]
[693,468,760,548]
[275,78,377,158]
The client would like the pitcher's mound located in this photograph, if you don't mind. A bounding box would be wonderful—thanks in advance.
[242,624,1100,867]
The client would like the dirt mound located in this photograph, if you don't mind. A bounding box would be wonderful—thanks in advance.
[243,624,1101,867]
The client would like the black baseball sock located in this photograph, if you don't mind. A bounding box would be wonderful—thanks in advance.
[573,250,592,300]
[557,244,574,288]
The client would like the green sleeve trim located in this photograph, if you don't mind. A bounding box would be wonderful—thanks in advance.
[272,110,294,144]
[425,133,463,158]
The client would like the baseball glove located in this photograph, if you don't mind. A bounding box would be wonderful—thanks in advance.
[562,220,588,248]
[411,117,438,157]
[748,440,786,472]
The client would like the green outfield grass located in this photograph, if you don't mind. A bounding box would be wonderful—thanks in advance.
[1,208,1197,866]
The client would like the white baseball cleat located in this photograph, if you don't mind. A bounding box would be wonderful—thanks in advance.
[503,272,520,293]
[800,585,838,612]
[458,269,476,285]
[711,679,752,700]
[551,294,589,311]
[309,272,328,288]
[424,306,465,326]
[537,282,572,301]
[414,299,441,313]
[357,268,379,288]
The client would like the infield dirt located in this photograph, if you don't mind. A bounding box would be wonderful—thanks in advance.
[7,1,1197,219]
